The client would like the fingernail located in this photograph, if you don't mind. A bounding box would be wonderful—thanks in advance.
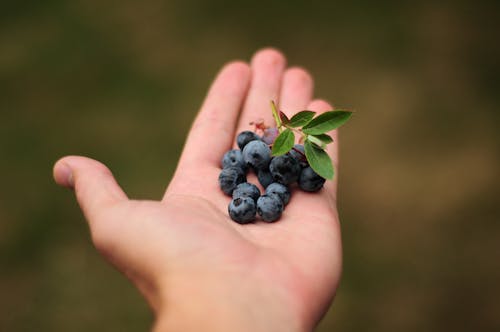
[60,163,74,188]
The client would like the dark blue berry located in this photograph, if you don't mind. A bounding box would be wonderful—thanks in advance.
[257,168,274,188]
[237,131,261,150]
[222,149,246,170]
[298,166,326,192]
[288,144,308,168]
[232,182,261,202]
[242,140,271,170]
[269,155,301,185]
[228,197,256,224]
[256,194,284,222]
[265,183,291,206]
[218,166,246,195]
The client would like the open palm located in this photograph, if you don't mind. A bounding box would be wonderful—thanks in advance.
[54,49,342,331]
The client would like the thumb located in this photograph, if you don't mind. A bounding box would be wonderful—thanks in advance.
[53,156,128,222]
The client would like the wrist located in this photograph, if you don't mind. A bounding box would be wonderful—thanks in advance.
[152,272,308,332]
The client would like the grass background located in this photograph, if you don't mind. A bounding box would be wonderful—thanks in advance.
[1,0,499,331]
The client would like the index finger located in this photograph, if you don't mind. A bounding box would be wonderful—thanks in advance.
[177,61,251,169]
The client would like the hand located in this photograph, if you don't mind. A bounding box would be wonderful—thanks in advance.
[53,48,342,331]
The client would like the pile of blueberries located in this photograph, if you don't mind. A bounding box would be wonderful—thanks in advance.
[219,130,326,224]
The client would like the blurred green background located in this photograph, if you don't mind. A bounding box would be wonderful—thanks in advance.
[1,0,499,331]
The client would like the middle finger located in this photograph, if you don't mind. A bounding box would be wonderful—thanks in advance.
[235,48,287,135]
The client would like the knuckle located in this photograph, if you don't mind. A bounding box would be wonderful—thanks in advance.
[89,219,116,254]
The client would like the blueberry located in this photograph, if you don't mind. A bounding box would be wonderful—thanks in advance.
[288,144,308,168]
[228,197,256,224]
[256,194,284,222]
[237,131,261,150]
[262,127,279,145]
[242,140,271,170]
[222,149,246,170]
[218,166,246,195]
[232,182,261,202]
[298,166,326,192]
[269,155,301,185]
[265,183,291,206]
[257,168,274,188]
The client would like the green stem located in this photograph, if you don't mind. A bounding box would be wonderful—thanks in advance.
[270,101,282,131]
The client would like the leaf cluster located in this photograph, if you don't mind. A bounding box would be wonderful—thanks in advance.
[270,101,352,180]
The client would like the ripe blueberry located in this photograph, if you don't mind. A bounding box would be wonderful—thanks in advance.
[218,166,246,195]
[256,194,284,222]
[232,182,261,203]
[298,166,326,192]
[222,149,246,170]
[288,144,308,168]
[257,168,274,189]
[228,197,256,224]
[242,140,271,171]
[237,131,261,150]
[265,183,291,206]
[269,154,301,185]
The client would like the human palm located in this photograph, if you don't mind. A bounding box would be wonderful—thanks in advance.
[54,49,342,331]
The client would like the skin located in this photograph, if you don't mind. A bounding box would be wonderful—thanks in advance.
[53,48,342,331]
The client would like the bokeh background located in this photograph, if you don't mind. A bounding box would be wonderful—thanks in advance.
[1,0,499,331]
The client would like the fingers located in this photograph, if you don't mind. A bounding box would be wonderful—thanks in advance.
[236,48,287,134]
[53,156,128,223]
[178,61,251,167]
[306,99,339,197]
[279,67,314,115]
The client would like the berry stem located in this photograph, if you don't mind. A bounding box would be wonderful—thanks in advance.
[270,101,283,132]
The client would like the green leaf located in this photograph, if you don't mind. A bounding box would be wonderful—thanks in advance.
[272,128,295,156]
[279,111,290,125]
[288,110,315,127]
[311,133,333,144]
[306,135,326,149]
[302,110,352,135]
[304,140,334,179]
